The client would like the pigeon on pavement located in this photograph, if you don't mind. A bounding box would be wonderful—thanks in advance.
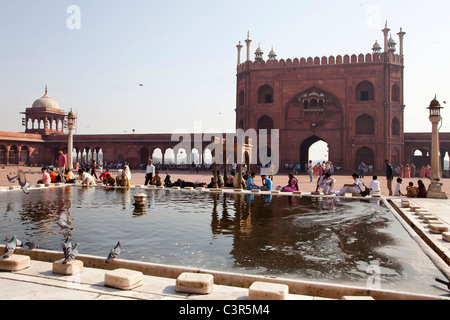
[62,242,79,264]
[2,236,17,259]
[105,241,121,264]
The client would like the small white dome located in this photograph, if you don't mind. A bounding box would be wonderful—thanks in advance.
[32,87,60,109]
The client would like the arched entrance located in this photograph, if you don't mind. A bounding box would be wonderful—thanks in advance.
[300,136,327,171]
[355,147,375,171]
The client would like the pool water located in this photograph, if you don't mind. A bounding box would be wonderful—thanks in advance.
[0,186,447,296]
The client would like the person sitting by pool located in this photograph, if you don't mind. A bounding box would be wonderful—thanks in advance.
[164,171,172,187]
[417,180,427,198]
[49,168,60,183]
[64,169,76,183]
[103,173,116,186]
[281,173,298,192]
[152,171,162,187]
[115,169,130,187]
[406,181,418,198]
[315,172,335,195]
[37,167,51,184]
[78,169,96,186]
[333,173,363,196]
[260,174,273,191]
[246,172,259,190]
[233,171,245,189]
[99,169,111,184]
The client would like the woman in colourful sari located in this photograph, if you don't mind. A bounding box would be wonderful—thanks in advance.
[282,173,298,192]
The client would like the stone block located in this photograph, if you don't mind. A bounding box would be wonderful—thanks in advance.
[35,184,45,188]
[311,191,321,195]
[293,191,302,195]
[271,190,280,194]
[248,281,289,300]
[172,186,181,190]
[442,232,450,242]
[210,188,222,192]
[372,194,381,198]
[251,189,260,193]
[409,206,421,212]
[418,212,432,219]
[352,193,362,197]
[415,209,429,215]
[52,259,84,275]
[104,268,144,290]
[147,185,156,189]
[423,216,439,223]
[176,272,214,294]
[184,187,193,190]
[429,224,449,234]
[342,296,374,300]
[196,187,205,191]
[0,254,30,271]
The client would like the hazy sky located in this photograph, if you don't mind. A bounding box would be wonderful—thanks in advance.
[1,0,449,141]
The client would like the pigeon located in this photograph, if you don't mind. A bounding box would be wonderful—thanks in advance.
[4,236,22,247]
[8,170,30,193]
[2,236,17,259]
[62,237,72,257]
[105,241,121,264]
[25,241,38,250]
[62,242,79,264]
[57,212,73,230]
[17,170,31,194]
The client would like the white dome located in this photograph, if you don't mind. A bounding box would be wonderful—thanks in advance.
[32,87,60,109]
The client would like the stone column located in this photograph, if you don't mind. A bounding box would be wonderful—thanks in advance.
[427,97,448,199]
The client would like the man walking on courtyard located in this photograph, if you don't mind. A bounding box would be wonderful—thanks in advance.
[145,158,155,185]
[385,159,394,196]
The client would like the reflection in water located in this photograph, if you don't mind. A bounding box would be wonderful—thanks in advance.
[0,187,446,296]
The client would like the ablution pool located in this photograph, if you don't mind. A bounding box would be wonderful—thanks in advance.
[0,186,448,296]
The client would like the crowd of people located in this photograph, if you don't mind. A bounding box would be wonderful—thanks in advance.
[34,152,432,198]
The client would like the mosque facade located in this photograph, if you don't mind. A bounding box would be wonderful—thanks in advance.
[0,23,449,174]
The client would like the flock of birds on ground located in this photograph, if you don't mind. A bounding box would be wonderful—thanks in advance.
[3,172,120,261]
[2,235,122,265]
[3,170,122,265]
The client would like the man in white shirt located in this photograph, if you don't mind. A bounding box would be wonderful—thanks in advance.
[77,169,95,186]
[334,173,363,196]
[145,159,155,185]
[316,172,335,195]
[369,176,381,196]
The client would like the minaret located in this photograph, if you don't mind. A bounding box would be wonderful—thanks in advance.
[372,40,382,54]
[255,43,264,61]
[245,31,252,62]
[236,41,243,65]
[387,33,396,53]
[268,46,277,60]
[382,21,390,53]
[397,27,406,57]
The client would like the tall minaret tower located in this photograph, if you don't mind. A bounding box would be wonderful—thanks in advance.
[397,27,406,58]
[382,21,390,53]
[236,41,243,65]
[245,32,252,62]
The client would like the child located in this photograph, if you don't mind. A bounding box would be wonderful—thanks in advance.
[394,178,403,196]
[368,176,381,196]
[406,181,418,197]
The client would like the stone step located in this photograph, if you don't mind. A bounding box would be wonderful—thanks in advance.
[104,268,144,290]
[249,281,289,300]
[52,259,84,275]
[176,272,214,294]
[0,254,30,271]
